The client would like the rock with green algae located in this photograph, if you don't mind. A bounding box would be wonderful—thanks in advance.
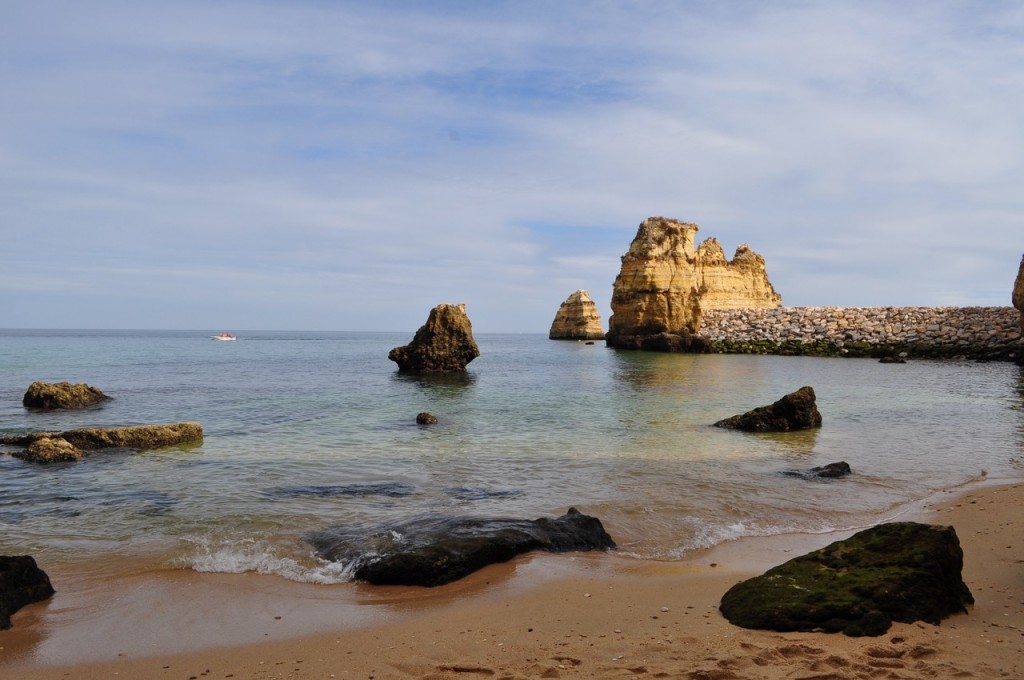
[2,423,203,463]
[719,522,973,637]
[22,381,110,409]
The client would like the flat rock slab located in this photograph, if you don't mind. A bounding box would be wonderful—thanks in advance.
[2,422,203,463]
[310,507,615,587]
[714,385,822,432]
[720,522,973,637]
[1,555,55,630]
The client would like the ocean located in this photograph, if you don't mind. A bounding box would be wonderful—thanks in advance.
[1,329,1022,586]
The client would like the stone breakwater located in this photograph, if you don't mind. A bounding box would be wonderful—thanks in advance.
[701,306,1022,360]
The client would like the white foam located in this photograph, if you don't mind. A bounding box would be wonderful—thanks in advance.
[177,536,355,584]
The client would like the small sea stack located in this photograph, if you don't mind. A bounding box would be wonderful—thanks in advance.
[713,386,822,432]
[549,290,605,340]
[388,303,481,373]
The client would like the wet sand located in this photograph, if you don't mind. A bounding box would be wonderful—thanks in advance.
[2,482,1022,679]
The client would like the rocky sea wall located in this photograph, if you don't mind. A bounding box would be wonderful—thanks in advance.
[701,306,1022,360]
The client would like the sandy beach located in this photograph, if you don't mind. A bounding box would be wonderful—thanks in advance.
[2,482,1022,680]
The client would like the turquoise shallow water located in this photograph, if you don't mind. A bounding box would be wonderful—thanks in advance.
[1,329,1022,583]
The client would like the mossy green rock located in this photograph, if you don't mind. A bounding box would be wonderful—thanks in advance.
[720,522,973,637]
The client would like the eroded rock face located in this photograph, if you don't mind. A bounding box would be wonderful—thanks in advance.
[1,555,55,630]
[310,507,615,587]
[23,381,110,410]
[606,217,780,350]
[389,303,481,373]
[713,386,822,432]
[549,290,605,340]
[720,522,973,637]
[3,423,204,463]
[1014,253,1024,334]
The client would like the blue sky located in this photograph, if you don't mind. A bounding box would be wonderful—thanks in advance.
[2,1,1023,332]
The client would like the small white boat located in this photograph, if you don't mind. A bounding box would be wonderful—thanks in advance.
[211,332,237,341]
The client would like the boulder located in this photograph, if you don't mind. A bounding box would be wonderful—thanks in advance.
[606,217,780,350]
[22,381,110,409]
[23,437,83,463]
[416,412,438,425]
[713,386,822,432]
[3,422,204,463]
[310,507,615,587]
[781,461,851,479]
[389,303,481,373]
[549,290,605,340]
[1,555,55,630]
[720,522,973,637]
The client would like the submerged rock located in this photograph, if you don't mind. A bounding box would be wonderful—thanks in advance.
[22,381,110,410]
[781,461,851,479]
[388,303,481,373]
[606,216,780,351]
[3,422,203,464]
[720,522,973,637]
[0,555,55,630]
[549,290,605,340]
[713,386,822,432]
[310,507,615,587]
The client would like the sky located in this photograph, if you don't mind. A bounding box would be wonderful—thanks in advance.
[2,1,1023,333]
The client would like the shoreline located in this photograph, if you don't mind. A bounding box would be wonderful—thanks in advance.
[2,480,1022,679]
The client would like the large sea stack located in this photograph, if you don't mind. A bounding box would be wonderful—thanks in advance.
[388,303,481,373]
[549,290,605,340]
[1014,253,1024,336]
[606,217,780,351]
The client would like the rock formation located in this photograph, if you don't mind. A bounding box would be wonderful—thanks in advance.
[606,217,780,350]
[713,386,822,432]
[720,522,973,637]
[2,422,204,463]
[310,507,615,587]
[781,461,851,479]
[549,290,605,340]
[416,412,438,425]
[1,555,55,630]
[22,381,110,409]
[1014,253,1024,334]
[389,303,481,373]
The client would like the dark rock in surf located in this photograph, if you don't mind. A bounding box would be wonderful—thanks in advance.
[720,522,973,637]
[879,356,906,364]
[781,461,851,480]
[388,303,480,373]
[310,507,615,587]
[713,386,822,432]
[0,555,55,630]
[22,381,110,410]
[416,412,438,425]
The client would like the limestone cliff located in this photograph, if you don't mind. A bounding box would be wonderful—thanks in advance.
[1014,254,1024,334]
[606,217,780,350]
[549,290,605,340]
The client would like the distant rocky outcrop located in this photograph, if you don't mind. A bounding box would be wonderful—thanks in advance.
[720,522,973,637]
[389,303,481,373]
[549,290,605,340]
[310,507,615,587]
[606,217,780,351]
[1014,253,1024,335]
[22,381,110,410]
[713,386,822,432]
[2,422,204,464]
[1,555,55,630]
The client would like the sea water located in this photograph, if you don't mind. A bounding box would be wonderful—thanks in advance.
[1,329,1022,585]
